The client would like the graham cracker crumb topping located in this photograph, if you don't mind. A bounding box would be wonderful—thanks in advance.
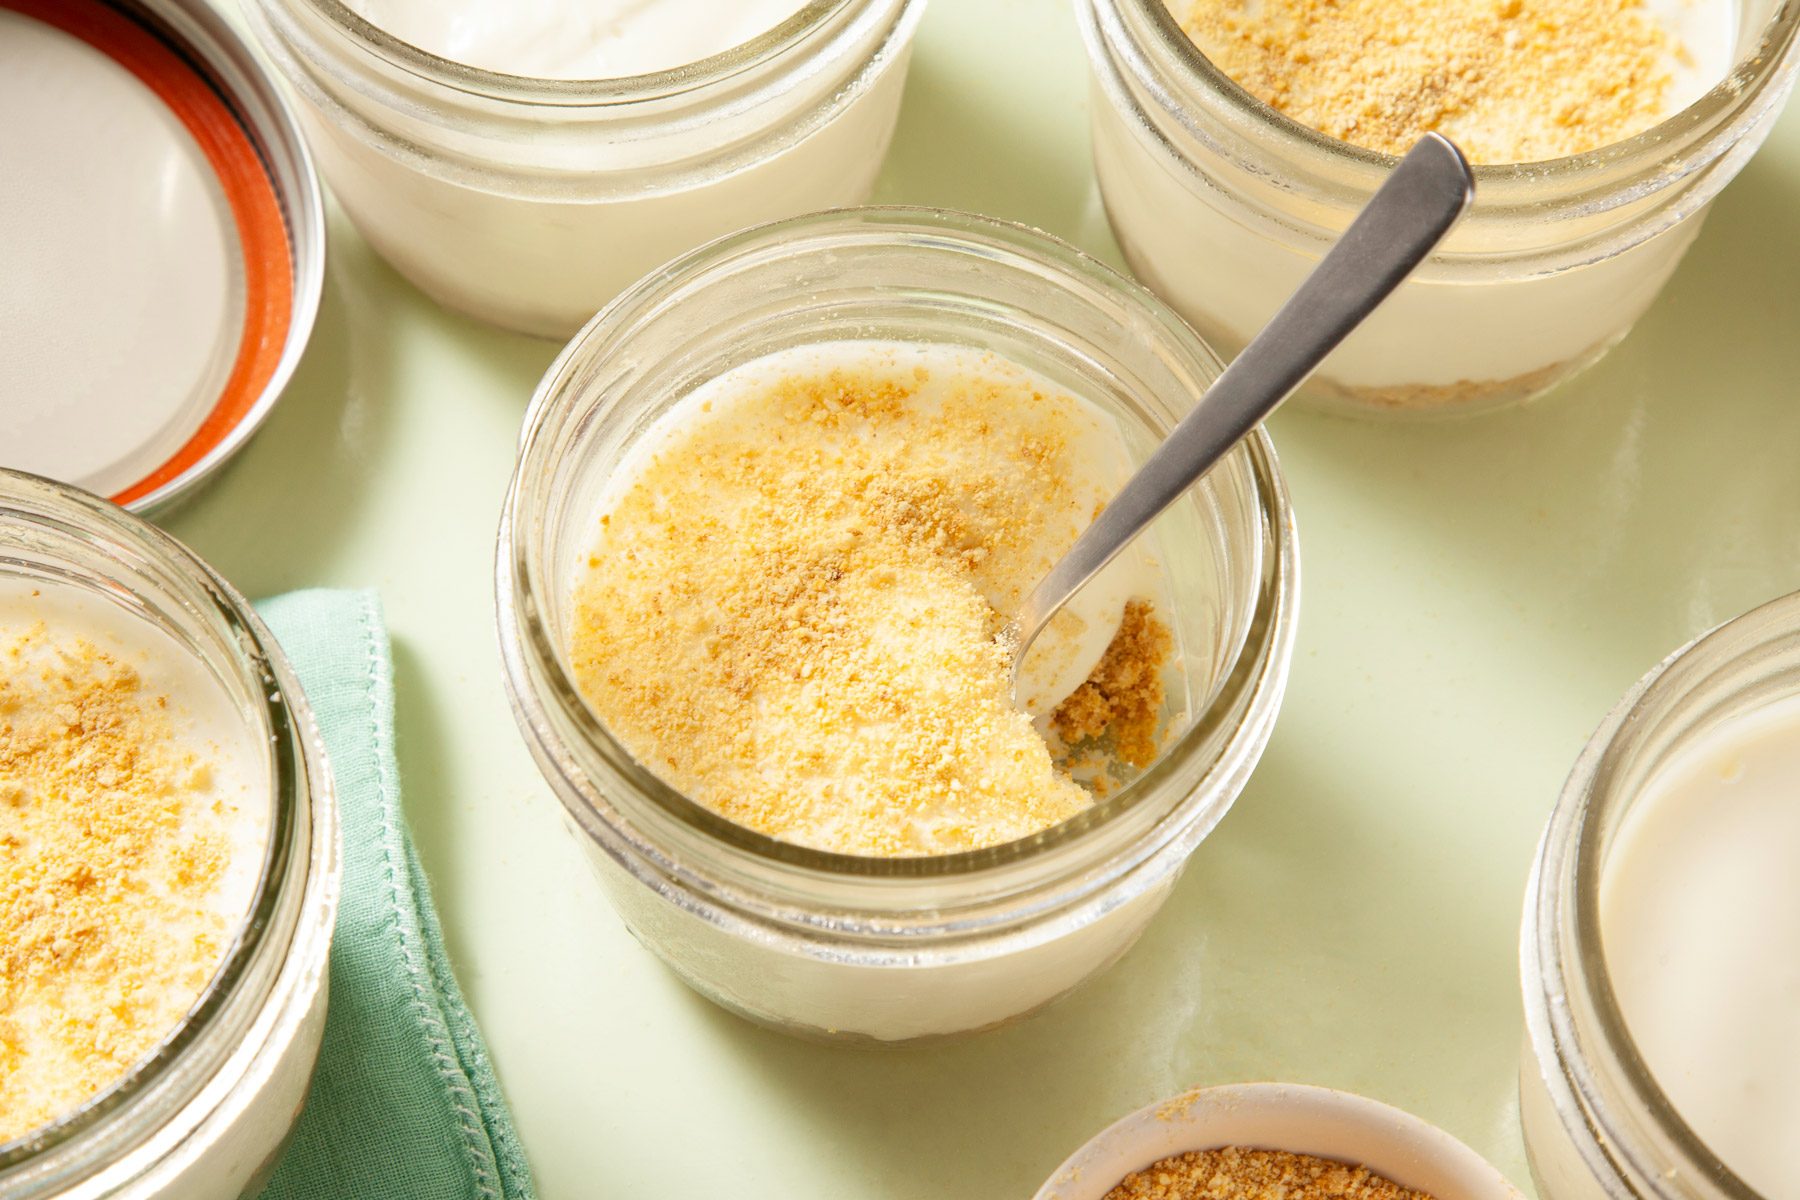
[1173,0,1682,162]
[1104,1146,1438,1200]
[568,346,1173,857]
[0,623,242,1141]
[1052,599,1173,770]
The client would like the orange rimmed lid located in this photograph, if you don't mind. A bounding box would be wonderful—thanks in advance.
[0,0,299,510]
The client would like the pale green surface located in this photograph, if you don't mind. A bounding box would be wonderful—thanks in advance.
[165,1,1800,1195]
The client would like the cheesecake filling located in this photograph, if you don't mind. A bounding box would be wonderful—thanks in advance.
[345,0,811,79]
[0,584,264,1142]
[567,342,1174,858]
[1169,0,1737,163]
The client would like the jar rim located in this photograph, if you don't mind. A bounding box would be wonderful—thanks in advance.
[499,206,1299,886]
[1091,0,1800,199]
[0,470,315,1169]
[293,0,857,103]
[1525,593,1800,1200]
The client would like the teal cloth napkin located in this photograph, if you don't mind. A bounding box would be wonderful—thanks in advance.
[254,590,536,1200]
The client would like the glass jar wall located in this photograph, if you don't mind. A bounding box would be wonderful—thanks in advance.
[497,209,1300,1042]
[0,471,339,1200]
[1520,591,1800,1200]
[1077,0,1800,416]
[246,0,925,338]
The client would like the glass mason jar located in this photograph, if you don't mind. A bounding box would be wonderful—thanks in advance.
[0,471,339,1200]
[244,0,925,339]
[496,207,1299,1043]
[1076,0,1800,417]
[1519,591,1800,1200]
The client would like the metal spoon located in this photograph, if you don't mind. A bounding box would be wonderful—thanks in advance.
[1006,133,1475,700]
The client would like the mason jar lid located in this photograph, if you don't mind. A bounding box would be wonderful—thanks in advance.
[0,0,323,513]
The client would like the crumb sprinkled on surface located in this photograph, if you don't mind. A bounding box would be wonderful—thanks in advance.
[0,625,240,1141]
[568,346,1172,857]
[1172,0,1680,162]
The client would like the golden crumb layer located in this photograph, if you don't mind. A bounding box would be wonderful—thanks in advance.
[1105,1146,1437,1200]
[1173,0,1679,162]
[0,625,237,1141]
[568,348,1171,857]
[1052,599,1172,770]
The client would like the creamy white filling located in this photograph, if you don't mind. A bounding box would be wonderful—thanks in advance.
[1654,0,1741,112]
[1601,696,1800,1199]
[346,0,811,78]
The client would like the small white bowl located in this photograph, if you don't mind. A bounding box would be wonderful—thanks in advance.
[1035,1083,1522,1200]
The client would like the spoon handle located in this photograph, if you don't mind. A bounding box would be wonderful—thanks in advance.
[1012,133,1474,650]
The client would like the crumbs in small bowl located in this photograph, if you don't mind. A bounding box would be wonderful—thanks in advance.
[1104,1147,1435,1200]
